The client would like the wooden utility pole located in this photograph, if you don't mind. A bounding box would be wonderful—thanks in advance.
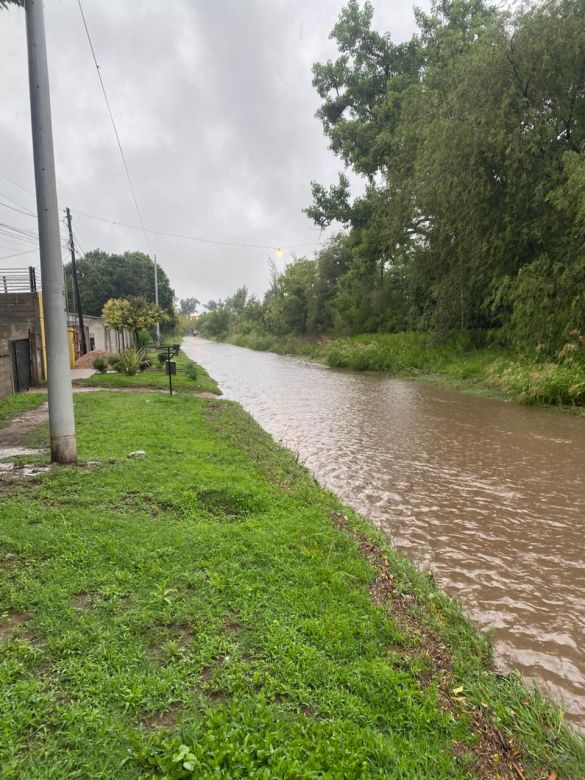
[65,207,87,355]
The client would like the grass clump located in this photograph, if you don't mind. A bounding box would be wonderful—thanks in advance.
[486,360,585,406]
[0,391,583,778]
[113,348,151,376]
[0,392,46,428]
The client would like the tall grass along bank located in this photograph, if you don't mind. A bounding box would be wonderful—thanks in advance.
[222,331,585,411]
[0,389,583,777]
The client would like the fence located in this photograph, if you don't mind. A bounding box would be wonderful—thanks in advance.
[0,267,39,294]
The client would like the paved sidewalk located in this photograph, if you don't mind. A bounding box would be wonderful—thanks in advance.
[71,368,96,380]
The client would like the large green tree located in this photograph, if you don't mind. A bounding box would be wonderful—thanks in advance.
[67,250,176,327]
[204,0,585,353]
[303,0,585,347]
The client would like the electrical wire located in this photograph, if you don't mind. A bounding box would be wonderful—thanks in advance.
[0,171,321,253]
[0,172,36,200]
[0,200,37,217]
[0,190,36,213]
[77,0,153,258]
[0,224,40,246]
[0,248,39,261]
[73,209,319,250]
[72,228,90,256]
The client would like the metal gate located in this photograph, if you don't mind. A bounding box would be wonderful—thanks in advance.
[11,338,31,392]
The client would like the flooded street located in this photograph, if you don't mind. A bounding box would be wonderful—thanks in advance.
[183,337,585,728]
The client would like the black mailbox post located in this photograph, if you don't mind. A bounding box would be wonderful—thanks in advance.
[160,344,180,395]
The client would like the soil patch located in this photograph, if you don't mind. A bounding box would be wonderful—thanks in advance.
[0,611,30,640]
[75,350,112,369]
[73,592,95,611]
[0,403,48,452]
[140,703,182,731]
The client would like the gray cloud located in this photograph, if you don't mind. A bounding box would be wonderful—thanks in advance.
[0,0,428,304]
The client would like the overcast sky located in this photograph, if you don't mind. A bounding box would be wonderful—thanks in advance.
[0,0,428,305]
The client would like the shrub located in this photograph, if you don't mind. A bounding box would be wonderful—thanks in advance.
[185,364,198,381]
[92,357,108,374]
[486,360,585,405]
[157,352,167,365]
[108,354,120,369]
[115,348,152,376]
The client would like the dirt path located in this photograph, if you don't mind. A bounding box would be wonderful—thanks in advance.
[0,402,48,457]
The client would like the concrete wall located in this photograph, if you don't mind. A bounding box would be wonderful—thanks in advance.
[67,313,132,356]
[0,292,44,400]
[0,336,12,400]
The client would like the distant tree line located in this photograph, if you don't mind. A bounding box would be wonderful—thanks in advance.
[200,0,585,357]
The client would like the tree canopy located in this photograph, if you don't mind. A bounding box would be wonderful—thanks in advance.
[201,0,585,357]
[179,297,200,316]
[102,296,167,342]
[67,250,176,328]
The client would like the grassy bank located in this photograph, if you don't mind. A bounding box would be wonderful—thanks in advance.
[0,389,583,777]
[224,332,585,410]
[74,351,220,395]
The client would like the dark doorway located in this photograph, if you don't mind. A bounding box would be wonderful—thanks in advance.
[11,338,31,392]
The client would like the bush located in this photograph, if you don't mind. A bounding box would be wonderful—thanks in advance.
[115,348,152,376]
[92,357,108,374]
[108,354,120,369]
[157,352,167,365]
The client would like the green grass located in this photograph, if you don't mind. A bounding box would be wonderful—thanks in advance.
[0,391,583,778]
[74,351,220,395]
[0,393,47,428]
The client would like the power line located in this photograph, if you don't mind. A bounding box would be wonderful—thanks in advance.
[0,219,67,240]
[0,190,36,213]
[1,171,321,253]
[0,224,40,246]
[0,200,37,217]
[0,172,36,200]
[77,0,153,258]
[73,209,319,250]
[72,227,89,256]
[0,248,38,261]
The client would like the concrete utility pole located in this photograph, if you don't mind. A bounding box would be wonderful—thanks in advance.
[153,254,161,345]
[25,0,77,464]
[65,207,87,355]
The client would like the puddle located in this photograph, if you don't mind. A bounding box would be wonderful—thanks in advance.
[0,447,46,459]
[0,460,52,479]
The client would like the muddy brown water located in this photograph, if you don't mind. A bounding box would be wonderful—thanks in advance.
[182,337,585,729]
